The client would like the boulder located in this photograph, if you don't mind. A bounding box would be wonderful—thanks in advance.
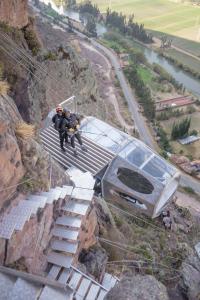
[179,254,200,300]
[105,275,169,300]
[79,244,108,280]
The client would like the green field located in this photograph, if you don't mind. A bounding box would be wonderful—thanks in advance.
[80,0,200,44]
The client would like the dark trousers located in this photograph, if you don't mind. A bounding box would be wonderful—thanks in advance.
[59,131,68,148]
[71,132,83,148]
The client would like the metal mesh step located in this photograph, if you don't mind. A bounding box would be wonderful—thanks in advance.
[39,286,73,300]
[55,186,73,199]
[40,191,56,204]
[97,289,107,300]
[85,284,100,300]
[56,216,81,229]
[71,188,94,202]
[58,269,71,284]
[68,271,82,290]
[49,188,62,200]
[47,252,73,268]
[62,202,89,216]
[102,272,118,291]
[75,278,91,300]
[52,226,79,241]
[51,240,78,254]
[0,272,15,299]
[8,278,41,300]
[27,195,47,208]
[47,265,61,280]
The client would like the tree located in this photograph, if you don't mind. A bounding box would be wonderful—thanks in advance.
[171,117,191,140]
[86,15,97,37]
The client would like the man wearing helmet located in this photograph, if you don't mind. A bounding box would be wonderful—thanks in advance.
[61,109,87,156]
[52,106,68,152]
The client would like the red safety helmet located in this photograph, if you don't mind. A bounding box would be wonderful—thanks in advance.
[56,106,63,113]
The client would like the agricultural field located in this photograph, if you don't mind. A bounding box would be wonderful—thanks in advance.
[83,0,200,51]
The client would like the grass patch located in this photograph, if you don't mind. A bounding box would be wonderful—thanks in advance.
[137,66,153,84]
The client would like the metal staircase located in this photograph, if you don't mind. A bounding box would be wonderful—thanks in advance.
[0,186,72,240]
[46,171,95,272]
[40,125,115,175]
[0,267,73,300]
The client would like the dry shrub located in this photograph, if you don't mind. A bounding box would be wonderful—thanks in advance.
[15,122,36,139]
[0,81,9,95]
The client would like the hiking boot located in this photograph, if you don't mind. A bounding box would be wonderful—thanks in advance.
[81,145,87,152]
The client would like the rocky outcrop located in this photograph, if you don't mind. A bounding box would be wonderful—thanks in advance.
[0,95,24,210]
[179,254,200,300]
[79,244,108,281]
[105,275,169,300]
[0,0,28,28]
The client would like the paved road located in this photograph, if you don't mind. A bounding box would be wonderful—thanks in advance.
[91,40,155,149]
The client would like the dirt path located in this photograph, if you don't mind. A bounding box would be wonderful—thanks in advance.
[79,41,134,134]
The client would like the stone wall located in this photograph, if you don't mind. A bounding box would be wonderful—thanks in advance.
[0,0,28,28]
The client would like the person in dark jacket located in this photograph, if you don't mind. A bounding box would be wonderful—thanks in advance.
[52,106,68,152]
[61,109,87,156]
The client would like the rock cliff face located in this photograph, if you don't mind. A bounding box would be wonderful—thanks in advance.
[0,94,24,209]
[0,0,28,28]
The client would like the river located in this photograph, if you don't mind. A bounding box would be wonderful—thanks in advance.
[39,0,200,97]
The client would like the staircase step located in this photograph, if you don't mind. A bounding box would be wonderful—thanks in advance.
[68,271,82,290]
[27,195,47,208]
[47,252,73,268]
[102,272,117,290]
[71,188,94,202]
[56,216,81,229]
[52,226,79,241]
[0,272,15,300]
[56,186,73,198]
[51,240,78,254]
[40,191,56,204]
[8,278,41,300]
[39,286,73,300]
[13,200,39,215]
[0,218,17,239]
[75,278,91,300]
[97,289,107,300]
[70,172,95,190]
[49,188,62,200]
[62,185,74,196]
[5,213,28,231]
[47,265,61,280]
[62,202,89,216]
[85,284,100,300]
[58,268,71,284]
